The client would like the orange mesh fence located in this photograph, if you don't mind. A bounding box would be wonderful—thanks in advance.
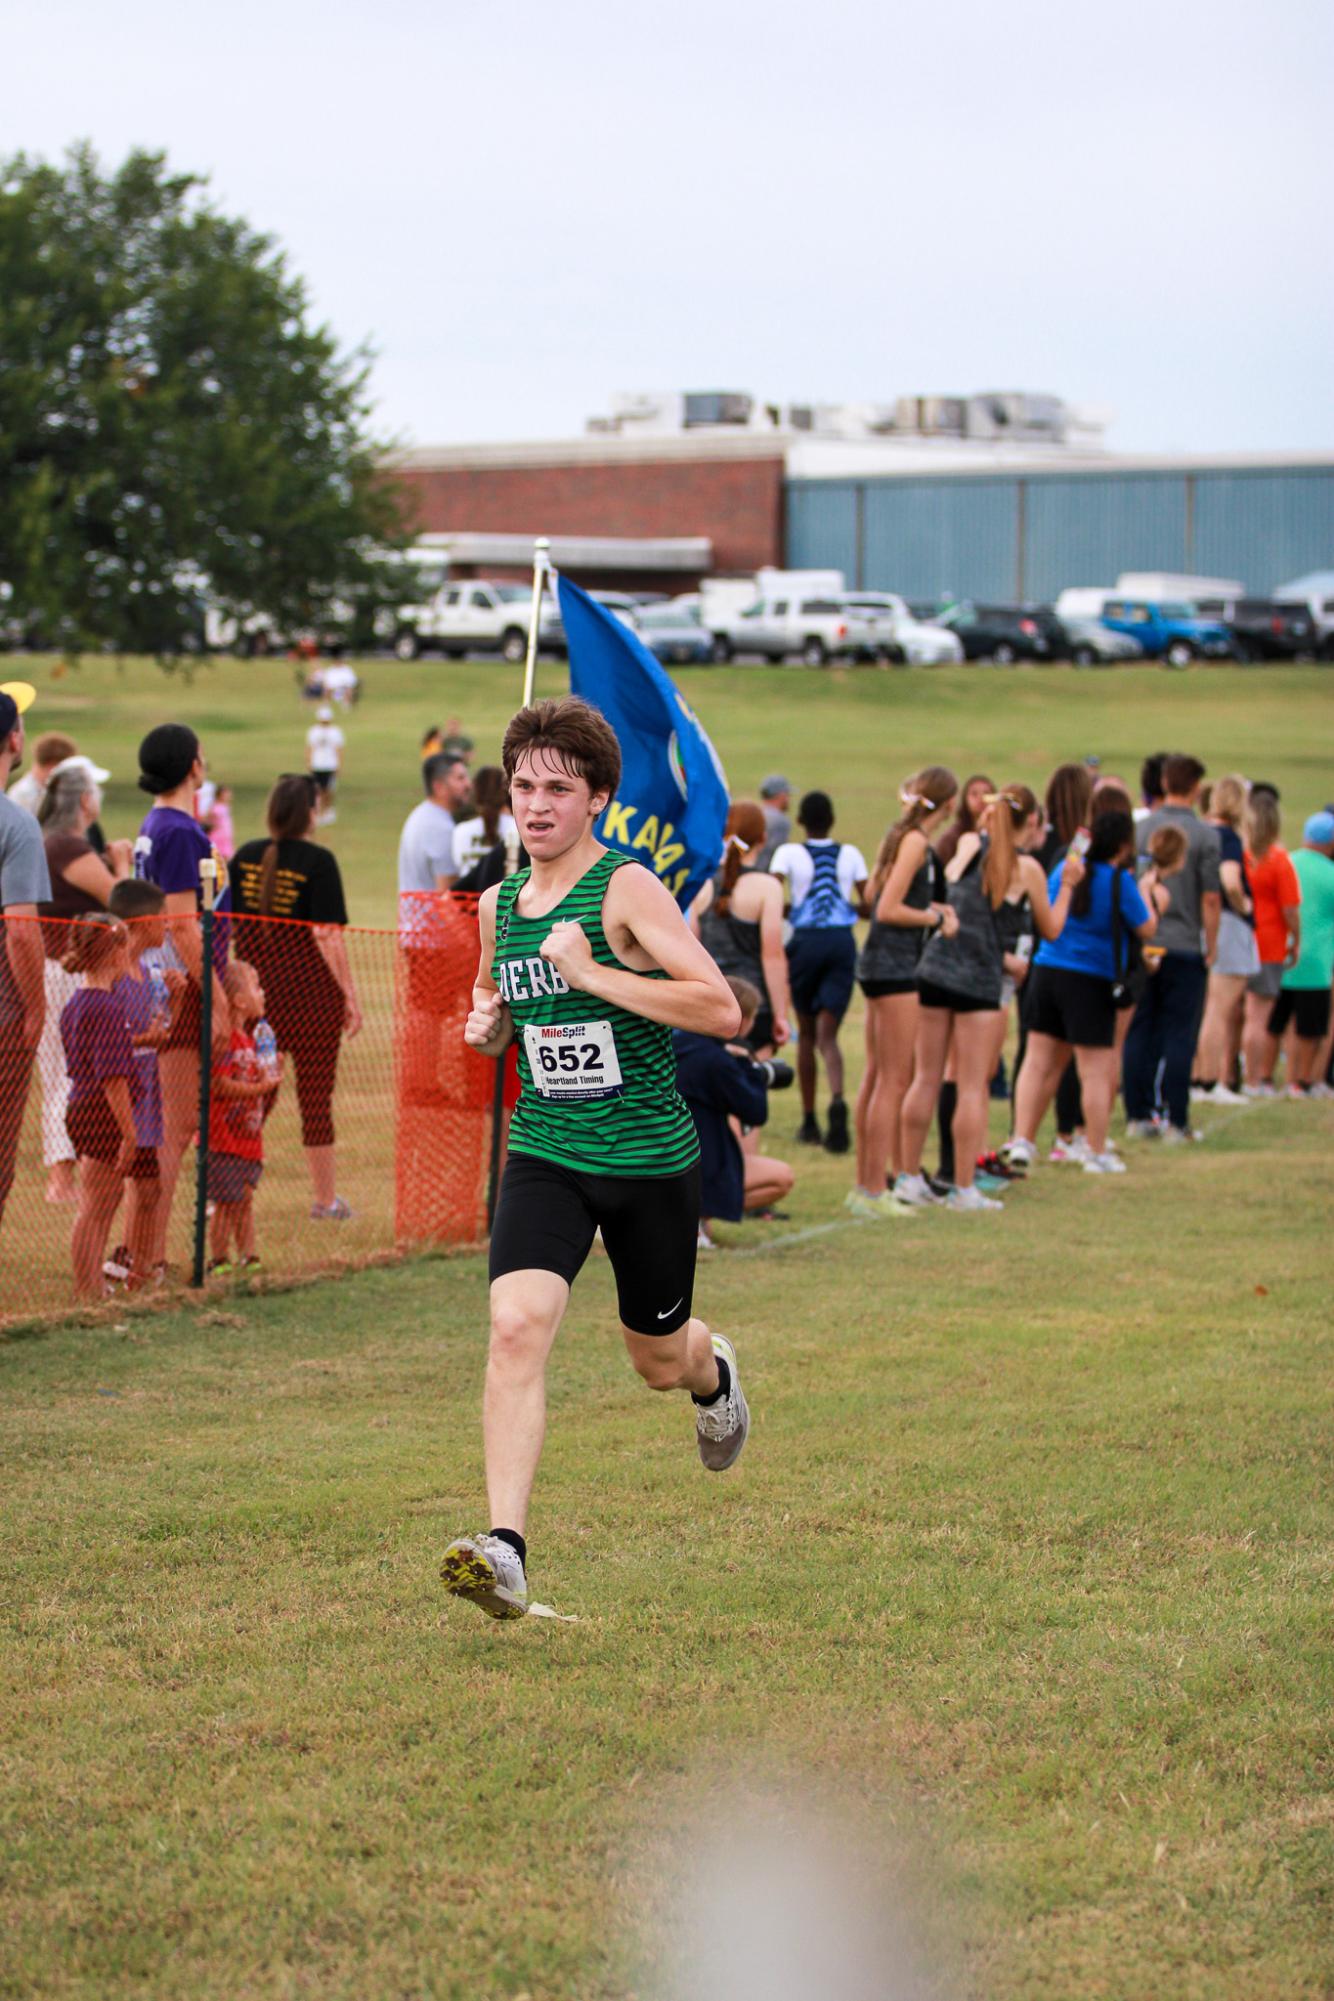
[0,905,499,1327]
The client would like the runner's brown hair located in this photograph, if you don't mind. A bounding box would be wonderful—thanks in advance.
[502,697,621,800]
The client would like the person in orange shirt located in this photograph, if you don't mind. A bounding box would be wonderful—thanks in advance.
[1242,788,1301,1094]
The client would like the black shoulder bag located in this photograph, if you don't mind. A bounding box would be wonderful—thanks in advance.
[1109,866,1146,1006]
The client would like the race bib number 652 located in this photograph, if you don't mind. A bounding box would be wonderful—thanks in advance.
[523,1020,623,1101]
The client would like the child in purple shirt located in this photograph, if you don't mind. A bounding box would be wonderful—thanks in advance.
[59,915,137,1299]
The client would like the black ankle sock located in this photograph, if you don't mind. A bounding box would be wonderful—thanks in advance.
[490,1527,527,1567]
[692,1355,731,1407]
[937,1081,957,1181]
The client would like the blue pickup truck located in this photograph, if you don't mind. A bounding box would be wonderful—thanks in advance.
[1100,598,1236,667]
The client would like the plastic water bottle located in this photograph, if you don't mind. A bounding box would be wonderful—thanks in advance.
[253,1019,280,1081]
[147,963,169,1023]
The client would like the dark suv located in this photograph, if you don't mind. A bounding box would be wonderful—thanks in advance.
[1193,597,1316,662]
[936,602,1065,663]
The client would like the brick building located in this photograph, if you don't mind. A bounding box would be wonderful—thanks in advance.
[391,432,786,591]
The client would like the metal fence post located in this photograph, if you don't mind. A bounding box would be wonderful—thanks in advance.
[190,860,218,1288]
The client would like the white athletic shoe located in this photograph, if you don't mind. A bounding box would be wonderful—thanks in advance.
[1123,1119,1161,1140]
[1242,1082,1277,1099]
[893,1172,942,1207]
[1193,1083,1247,1106]
[1001,1136,1038,1168]
[844,1188,912,1221]
[1159,1124,1201,1145]
[1307,1081,1334,1101]
[695,1334,750,1472]
[439,1533,529,1620]
[1083,1151,1127,1174]
[945,1184,1003,1212]
[1049,1133,1092,1165]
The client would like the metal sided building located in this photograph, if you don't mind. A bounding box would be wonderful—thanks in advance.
[785,452,1334,602]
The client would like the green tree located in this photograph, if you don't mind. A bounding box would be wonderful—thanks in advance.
[0,144,408,657]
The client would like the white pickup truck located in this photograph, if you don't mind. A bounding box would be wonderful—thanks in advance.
[393,580,563,662]
[709,594,881,666]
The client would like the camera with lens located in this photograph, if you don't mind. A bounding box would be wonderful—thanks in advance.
[751,1056,795,1091]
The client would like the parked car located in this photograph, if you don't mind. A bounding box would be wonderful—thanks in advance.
[1192,596,1317,662]
[1099,598,1234,666]
[934,602,1065,663]
[1057,616,1145,665]
[1273,572,1334,659]
[840,592,965,665]
[589,591,643,631]
[393,580,563,661]
[636,602,715,665]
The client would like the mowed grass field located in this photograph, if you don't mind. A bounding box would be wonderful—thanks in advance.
[2,652,1332,1999]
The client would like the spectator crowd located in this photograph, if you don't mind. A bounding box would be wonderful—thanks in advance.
[0,662,1330,1304]
[690,749,1334,1225]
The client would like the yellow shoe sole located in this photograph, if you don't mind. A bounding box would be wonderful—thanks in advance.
[439,1539,528,1620]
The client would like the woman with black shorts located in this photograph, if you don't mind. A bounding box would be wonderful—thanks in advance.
[231,774,362,1220]
[849,767,957,1219]
[689,799,790,1057]
[898,789,1080,1211]
[1010,809,1158,1175]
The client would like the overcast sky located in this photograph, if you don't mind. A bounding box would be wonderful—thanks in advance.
[11,0,1332,454]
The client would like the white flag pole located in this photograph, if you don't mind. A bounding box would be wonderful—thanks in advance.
[521,536,550,709]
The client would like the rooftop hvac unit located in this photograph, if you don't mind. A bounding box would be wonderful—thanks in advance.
[786,404,816,432]
[967,392,1067,441]
[921,396,966,435]
[683,390,754,428]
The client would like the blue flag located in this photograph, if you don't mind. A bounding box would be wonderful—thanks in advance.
[558,575,729,908]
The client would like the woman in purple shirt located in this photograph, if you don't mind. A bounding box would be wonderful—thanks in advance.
[134,724,230,1267]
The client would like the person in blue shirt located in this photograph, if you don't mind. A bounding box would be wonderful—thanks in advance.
[673,976,795,1246]
[1010,809,1158,1174]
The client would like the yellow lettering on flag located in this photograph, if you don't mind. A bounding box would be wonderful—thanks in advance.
[631,815,660,853]
[602,800,637,844]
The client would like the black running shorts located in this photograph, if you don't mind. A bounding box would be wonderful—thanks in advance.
[1026,965,1117,1049]
[489,1152,700,1336]
[1267,986,1331,1040]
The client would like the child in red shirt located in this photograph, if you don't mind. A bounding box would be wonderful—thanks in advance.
[208,961,280,1273]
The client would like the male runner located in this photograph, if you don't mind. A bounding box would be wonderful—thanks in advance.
[440,695,751,1620]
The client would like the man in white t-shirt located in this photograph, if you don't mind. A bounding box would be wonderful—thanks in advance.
[320,661,360,705]
[770,789,868,1154]
[397,753,473,1105]
[306,706,346,825]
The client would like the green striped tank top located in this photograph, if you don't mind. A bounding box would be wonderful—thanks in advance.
[492,849,699,1178]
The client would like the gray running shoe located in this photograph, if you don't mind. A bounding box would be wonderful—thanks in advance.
[439,1533,529,1620]
[695,1334,750,1472]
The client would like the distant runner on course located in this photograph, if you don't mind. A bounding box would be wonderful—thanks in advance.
[440,695,751,1620]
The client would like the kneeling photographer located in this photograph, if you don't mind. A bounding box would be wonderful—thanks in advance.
[674,976,796,1247]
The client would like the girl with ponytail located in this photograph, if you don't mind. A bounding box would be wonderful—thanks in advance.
[688,801,790,1055]
[848,769,957,1218]
[897,786,1082,1211]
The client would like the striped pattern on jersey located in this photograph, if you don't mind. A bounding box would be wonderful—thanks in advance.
[790,842,858,929]
[492,849,699,1178]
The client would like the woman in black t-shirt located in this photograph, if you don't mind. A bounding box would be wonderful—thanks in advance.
[231,775,362,1220]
